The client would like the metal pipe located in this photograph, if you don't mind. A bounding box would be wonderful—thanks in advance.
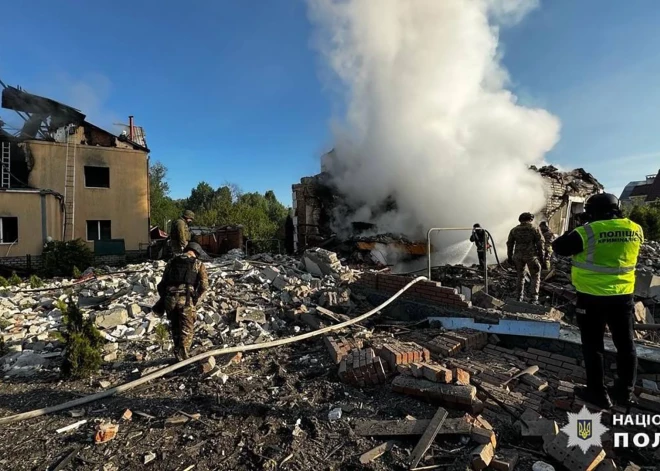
[426,226,491,294]
[128,116,134,141]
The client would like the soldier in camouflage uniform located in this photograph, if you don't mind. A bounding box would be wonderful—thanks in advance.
[170,210,195,255]
[507,212,544,303]
[539,221,556,270]
[156,242,209,360]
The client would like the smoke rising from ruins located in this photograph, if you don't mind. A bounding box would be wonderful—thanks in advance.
[308,0,561,256]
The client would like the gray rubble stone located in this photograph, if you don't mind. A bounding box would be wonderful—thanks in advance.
[95,308,129,329]
[271,276,288,291]
[260,266,280,282]
[128,303,142,318]
[103,343,119,354]
[103,351,118,362]
[14,352,48,368]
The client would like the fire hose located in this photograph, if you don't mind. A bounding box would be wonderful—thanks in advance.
[0,276,427,425]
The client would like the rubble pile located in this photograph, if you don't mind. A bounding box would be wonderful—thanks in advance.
[637,240,660,275]
[0,248,365,378]
[321,327,660,470]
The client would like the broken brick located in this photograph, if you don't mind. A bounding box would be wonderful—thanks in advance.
[471,443,494,470]
[200,356,216,375]
[471,426,497,448]
[490,453,519,471]
[452,367,471,385]
[338,348,388,386]
[421,363,453,383]
[94,423,119,443]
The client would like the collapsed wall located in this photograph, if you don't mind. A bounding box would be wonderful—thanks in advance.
[533,165,603,235]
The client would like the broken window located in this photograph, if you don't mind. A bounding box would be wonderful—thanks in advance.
[86,220,111,241]
[0,217,18,244]
[84,166,110,188]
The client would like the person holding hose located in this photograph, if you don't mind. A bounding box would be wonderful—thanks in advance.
[552,193,643,408]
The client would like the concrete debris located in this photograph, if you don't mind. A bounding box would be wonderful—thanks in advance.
[0,250,364,378]
[328,407,342,421]
[531,462,555,471]
[95,308,129,329]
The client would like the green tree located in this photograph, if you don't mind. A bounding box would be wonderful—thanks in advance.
[149,162,181,230]
[628,201,660,241]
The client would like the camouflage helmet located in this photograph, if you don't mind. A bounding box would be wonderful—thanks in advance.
[185,242,204,257]
[183,209,195,220]
[519,212,534,223]
[185,241,211,261]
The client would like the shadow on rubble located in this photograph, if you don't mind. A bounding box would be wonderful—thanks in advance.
[0,386,322,428]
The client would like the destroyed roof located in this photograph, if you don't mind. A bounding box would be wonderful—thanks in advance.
[532,165,604,190]
[1,85,149,152]
[2,86,86,125]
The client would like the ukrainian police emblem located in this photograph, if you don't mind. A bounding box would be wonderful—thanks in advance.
[561,406,608,453]
[577,419,592,440]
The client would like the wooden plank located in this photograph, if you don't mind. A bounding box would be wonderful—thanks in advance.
[409,408,448,469]
[354,416,471,437]
[501,365,539,387]
[359,440,395,464]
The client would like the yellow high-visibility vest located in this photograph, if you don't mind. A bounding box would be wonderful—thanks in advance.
[572,218,643,295]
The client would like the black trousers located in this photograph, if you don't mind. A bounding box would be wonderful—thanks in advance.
[576,293,636,396]
[477,250,486,268]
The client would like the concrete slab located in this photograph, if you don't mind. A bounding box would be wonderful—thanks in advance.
[429,317,561,339]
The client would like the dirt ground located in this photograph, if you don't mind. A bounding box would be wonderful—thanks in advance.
[0,331,550,471]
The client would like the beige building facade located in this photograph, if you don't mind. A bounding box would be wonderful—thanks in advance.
[0,85,150,268]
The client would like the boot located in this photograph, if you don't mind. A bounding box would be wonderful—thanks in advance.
[574,386,612,409]
[608,385,635,408]
[531,295,539,305]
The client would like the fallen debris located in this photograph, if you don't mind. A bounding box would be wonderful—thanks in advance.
[358,440,395,465]
[56,419,87,434]
[94,423,119,443]
[409,407,448,469]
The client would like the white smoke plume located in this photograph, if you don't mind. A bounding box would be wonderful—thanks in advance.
[307,0,560,260]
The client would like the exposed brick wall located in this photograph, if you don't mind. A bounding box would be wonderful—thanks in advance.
[0,255,42,271]
[94,254,126,267]
[355,272,471,309]
[125,250,147,264]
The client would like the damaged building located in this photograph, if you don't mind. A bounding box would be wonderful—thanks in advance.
[532,165,604,234]
[0,85,150,269]
[292,156,603,256]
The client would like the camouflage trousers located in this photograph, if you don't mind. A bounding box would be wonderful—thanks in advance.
[513,255,541,299]
[164,295,196,359]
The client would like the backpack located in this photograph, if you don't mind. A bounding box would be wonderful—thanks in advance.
[166,255,198,287]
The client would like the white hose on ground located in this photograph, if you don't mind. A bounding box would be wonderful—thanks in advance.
[0,276,427,425]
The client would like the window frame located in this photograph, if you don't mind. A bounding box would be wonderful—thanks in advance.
[0,216,18,245]
[84,166,110,189]
[86,220,112,241]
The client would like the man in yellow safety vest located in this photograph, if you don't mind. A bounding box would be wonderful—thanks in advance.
[552,193,643,409]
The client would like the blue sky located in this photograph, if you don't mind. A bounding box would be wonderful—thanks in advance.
[1,0,659,203]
